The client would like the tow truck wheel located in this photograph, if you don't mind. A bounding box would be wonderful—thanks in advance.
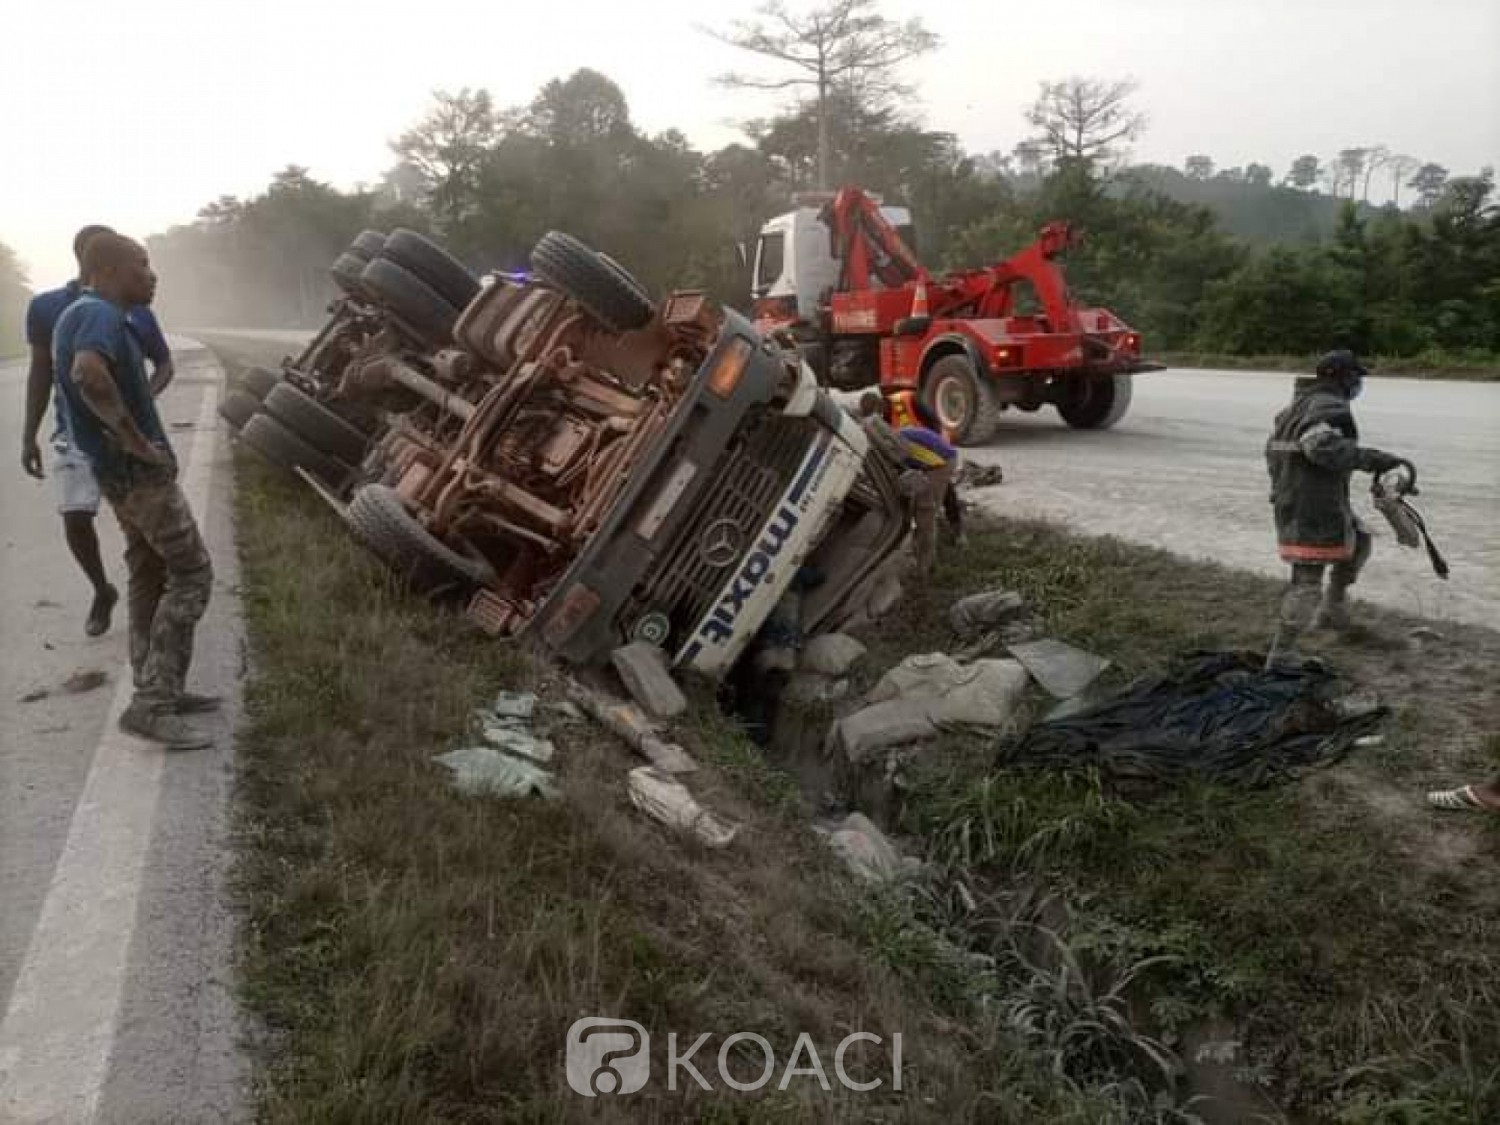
[241,365,282,399]
[530,231,655,333]
[925,354,1002,445]
[380,229,481,311]
[345,484,495,596]
[1057,373,1133,430]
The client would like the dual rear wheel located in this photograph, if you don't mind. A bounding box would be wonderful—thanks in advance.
[920,353,1134,444]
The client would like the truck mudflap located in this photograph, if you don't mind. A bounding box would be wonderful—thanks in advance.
[674,396,868,676]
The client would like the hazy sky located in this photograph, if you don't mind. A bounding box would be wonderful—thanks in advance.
[2,0,1495,286]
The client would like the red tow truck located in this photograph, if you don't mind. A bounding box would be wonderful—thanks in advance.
[750,186,1163,443]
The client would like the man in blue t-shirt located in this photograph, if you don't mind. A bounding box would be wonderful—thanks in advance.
[20,224,174,637]
[54,232,214,750]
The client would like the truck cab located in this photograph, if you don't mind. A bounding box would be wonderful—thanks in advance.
[752,199,914,328]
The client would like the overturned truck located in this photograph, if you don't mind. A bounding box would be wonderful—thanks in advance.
[229,230,909,675]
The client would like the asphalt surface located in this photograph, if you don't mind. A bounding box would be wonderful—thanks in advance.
[194,332,1500,629]
[959,369,1499,630]
[0,343,248,1122]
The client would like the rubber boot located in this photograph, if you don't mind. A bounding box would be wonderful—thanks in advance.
[1311,586,1353,632]
[1266,582,1321,670]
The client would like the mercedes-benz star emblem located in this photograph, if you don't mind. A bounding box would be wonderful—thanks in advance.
[698,518,744,568]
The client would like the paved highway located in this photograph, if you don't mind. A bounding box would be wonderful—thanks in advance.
[0,343,247,1122]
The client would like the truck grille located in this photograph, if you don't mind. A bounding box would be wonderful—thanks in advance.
[623,413,817,642]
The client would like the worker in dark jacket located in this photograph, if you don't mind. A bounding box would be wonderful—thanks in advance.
[1263,350,1407,667]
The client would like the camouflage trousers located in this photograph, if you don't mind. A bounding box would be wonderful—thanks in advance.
[104,476,213,706]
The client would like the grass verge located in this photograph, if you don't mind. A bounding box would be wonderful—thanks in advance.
[232,430,1500,1122]
[231,456,1109,1122]
[839,518,1500,1122]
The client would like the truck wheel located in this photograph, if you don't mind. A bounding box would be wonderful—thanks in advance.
[925,354,1002,445]
[530,231,655,333]
[360,257,461,346]
[218,389,261,432]
[241,366,281,400]
[349,229,387,260]
[330,252,370,297]
[345,484,495,595]
[239,413,351,486]
[263,382,370,464]
[380,229,481,311]
[1057,374,1133,430]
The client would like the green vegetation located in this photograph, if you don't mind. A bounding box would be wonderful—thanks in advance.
[232,451,1115,1122]
[1,238,30,358]
[233,410,1500,1119]
[145,51,1498,368]
[836,520,1500,1122]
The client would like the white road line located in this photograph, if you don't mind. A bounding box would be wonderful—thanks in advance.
[0,380,222,1123]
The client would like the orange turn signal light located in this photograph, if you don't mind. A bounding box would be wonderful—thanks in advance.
[706,336,753,398]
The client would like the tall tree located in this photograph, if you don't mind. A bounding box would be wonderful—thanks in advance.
[1244,162,1274,188]
[1408,162,1449,210]
[1026,76,1146,170]
[527,69,633,148]
[1184,153,1214,180]
[707,0,938,189]
[1285,154,1321,191]
[1385,154,1420,207]
[197,195,245,225]
[1011,139,1050,180]
[390,88,500,228]
[1360,145,1391,202]
[1331,148,1369,199]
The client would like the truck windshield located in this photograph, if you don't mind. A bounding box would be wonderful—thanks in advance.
[753,232,785,296]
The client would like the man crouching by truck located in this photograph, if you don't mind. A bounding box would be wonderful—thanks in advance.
[858,391,960,576]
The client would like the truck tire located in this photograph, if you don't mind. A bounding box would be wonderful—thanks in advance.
[349,230,387,261]
[330,252,369,297]
[360,257,460,346]
[598,251,654,310]
[530,231,655,333]
[345,484,495,595]
[241,365,281,399]
[380,229,480,311]
[1058,374,1133,430]
[218,389,261,432]
[924,354,1002,445]
[263,382,370,464]
[239,413,351,486]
